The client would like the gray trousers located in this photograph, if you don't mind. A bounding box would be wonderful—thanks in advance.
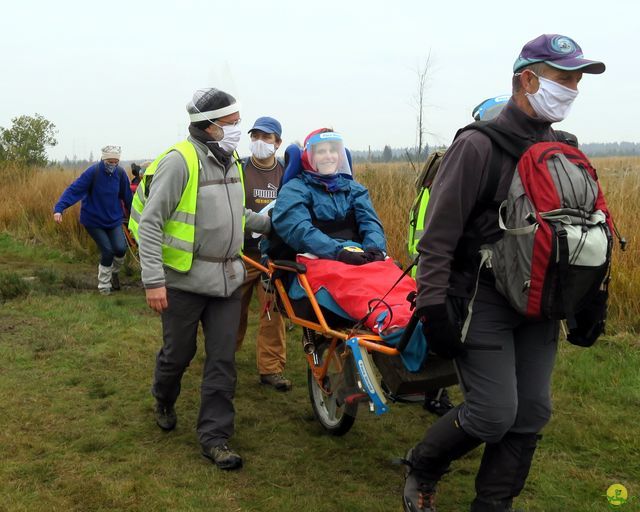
[152,287,241,448]
[452,294,559,443]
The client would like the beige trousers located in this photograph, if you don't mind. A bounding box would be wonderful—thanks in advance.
[236,259,286,375]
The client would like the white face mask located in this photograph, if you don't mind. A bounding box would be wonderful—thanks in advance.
[526,75,579,123]
[213,123,242,154]
[250,139,276,160]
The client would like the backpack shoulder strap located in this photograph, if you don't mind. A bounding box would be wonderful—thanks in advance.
[116,165,126,197]
[454,121,532,205]
[553,129,579,147]
[87,162,101,197]
[457,121,532,159]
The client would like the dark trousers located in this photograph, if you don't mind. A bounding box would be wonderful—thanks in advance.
[414,295,559,504]
[455,298,559,442]
[152,287,242,448]
[85,225,127,266]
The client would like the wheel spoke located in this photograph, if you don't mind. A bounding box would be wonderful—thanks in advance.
[326,395,338,419]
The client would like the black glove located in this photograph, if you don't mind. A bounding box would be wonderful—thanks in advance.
[419,303,466,359]
[364,249,386,262]
[567,289,608,347]
[337,248,369,265]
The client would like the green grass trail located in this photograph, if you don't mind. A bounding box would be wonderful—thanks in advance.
[1,234,638,511]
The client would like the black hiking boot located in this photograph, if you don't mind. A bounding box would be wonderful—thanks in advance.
[403,406,483,511]
[154,402,177,431]
[403,449,437,512]
[423,387,455,417]
[201,443,243,470]
[111,272,121,291]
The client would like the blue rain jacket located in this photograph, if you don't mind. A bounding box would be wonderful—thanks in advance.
[272,171,386,259]
[54,161,132,228]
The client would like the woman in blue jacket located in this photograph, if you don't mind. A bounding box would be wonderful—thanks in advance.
[272,129,386,264]
[53,145,133,294]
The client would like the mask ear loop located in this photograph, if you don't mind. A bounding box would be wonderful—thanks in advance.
[514,69,540,95]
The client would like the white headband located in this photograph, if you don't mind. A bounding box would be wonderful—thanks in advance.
[188,101,241,122]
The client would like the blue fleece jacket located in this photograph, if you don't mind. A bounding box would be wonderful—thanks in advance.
[272,171,386,259]
[54,161,133,228]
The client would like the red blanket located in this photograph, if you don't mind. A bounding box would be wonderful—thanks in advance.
[296,255,415,334]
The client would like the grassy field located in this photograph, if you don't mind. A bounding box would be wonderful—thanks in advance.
[0,233,638,512]
[1,158,639,511]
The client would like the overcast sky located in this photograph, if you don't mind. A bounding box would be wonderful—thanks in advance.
[1,0,637,162]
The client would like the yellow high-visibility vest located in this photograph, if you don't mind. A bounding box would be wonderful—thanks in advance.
[128,141,244,272]
[407,187,430,278]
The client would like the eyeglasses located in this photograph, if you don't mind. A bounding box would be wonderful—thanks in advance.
[214,118,242,127]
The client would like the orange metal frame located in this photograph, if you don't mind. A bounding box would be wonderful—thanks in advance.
[241,254,400,392]
[122,224,139,264]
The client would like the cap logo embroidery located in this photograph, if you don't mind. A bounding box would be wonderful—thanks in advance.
[551,36,577,55]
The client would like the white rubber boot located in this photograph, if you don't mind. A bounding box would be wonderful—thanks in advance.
[98,264,113,295]
[111,256,125,291]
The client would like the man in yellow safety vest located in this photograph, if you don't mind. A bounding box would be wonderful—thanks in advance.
[130,88,270,470]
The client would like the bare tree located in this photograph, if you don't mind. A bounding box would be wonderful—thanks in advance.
[413,52,432,160]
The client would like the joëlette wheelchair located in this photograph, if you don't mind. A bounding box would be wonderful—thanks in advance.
[241,252,458,436]
[244,142,457,435]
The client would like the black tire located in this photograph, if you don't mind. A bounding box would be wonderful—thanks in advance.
[306,332,358,436]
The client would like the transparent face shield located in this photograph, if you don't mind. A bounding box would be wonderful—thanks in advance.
[305,132,351,176]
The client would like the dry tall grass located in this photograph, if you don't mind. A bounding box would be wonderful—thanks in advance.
[356,161,416,263]
[1,158,638,331]
[0,164,96,260]
[593,157,640,331]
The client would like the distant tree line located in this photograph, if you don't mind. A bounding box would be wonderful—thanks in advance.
[352,141,640,163]
[579,142,640,157]
[2,113,638,169]
[351,144,447,163]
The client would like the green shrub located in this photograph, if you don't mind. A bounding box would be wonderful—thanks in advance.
[0,271,30,301]
[35,267,59,285]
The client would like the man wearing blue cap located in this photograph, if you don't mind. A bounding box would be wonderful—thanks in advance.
[236,116,291,391]
[403,35,605,512]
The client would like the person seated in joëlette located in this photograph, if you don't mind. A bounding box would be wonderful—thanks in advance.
[271,128,386,265]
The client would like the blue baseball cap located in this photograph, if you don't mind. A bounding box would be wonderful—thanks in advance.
[513,34,605,74]
[248,116,282,138]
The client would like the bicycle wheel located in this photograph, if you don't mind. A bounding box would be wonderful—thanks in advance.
[306,331,358,436]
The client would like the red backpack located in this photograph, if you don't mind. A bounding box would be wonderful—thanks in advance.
[482,140,617,322]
